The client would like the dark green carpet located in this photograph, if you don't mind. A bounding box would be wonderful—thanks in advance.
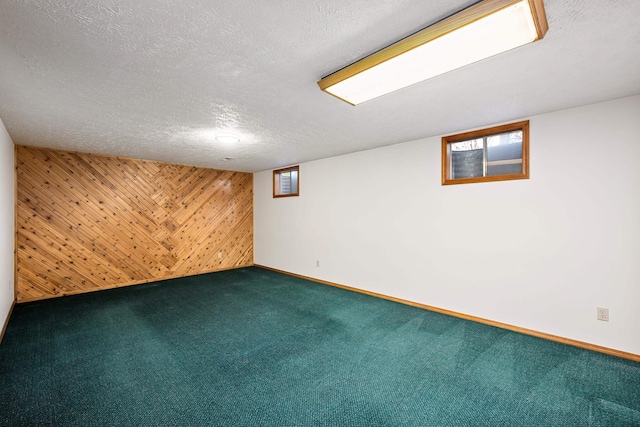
[1,267,639,426]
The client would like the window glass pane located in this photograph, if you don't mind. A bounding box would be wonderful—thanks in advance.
[487,163,522,176]
[486,131,522,161]
[290,170,298,194]
[451,149,483,179]
[485,130,523,176]
[450,138,483,179]
[450,138,483,151]
[279,171,292,194]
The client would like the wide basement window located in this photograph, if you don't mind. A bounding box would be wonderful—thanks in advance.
[273,166,299,198]
[442,121,529,185]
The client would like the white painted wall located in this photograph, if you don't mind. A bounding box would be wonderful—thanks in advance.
[254,95,640,355]
[0,119,15,334]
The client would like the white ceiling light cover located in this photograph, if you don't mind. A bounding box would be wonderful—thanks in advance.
[320,0,547,105]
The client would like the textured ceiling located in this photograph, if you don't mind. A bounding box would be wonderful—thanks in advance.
[1,0,639,172]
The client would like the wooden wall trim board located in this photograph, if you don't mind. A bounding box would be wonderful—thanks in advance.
[0,301,15,344]
[16,146,253,301]
[254,265,640,363]
[16,265,250,303]
[13,144,17,301]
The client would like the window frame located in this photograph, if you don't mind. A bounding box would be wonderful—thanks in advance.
[273,165,300,198]
[441,120,530,185]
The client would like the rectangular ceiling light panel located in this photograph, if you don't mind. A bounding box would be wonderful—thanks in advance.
[318,0,548,105]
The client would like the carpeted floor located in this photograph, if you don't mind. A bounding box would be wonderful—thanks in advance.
[1,267,639,426]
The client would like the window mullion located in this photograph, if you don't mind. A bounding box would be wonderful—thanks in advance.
[482,137,488,177]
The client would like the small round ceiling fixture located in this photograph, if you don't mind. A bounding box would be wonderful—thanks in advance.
[215,133,240,144]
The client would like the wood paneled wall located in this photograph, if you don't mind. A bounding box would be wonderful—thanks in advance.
[16,146,253,302]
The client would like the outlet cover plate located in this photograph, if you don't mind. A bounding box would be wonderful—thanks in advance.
[597,307,609,322]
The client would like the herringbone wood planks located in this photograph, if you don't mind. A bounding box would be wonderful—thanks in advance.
[16,146,253,301]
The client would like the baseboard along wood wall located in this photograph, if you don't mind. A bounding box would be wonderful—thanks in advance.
[15,265,249,304]
[0,301,14,344]
[254,265,640,363]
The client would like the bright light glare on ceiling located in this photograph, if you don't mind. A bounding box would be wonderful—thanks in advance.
[215,133,240,144]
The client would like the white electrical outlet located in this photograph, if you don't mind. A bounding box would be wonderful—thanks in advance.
[316,260,320,267]
[218,252,222,259]
[597,307,609,322]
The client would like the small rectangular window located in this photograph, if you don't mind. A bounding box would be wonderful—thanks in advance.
[442,121,529,185]
[273,165,299,197]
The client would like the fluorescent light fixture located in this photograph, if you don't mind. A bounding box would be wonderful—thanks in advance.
[215,133,240,144]
[318,0,548,105]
